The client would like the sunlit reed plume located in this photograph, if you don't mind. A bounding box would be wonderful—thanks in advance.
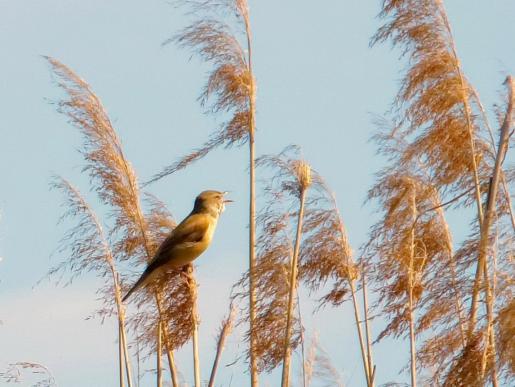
[371,2,514,385]
[365,142,470,386]
[47,177,133,387]
[232,146,368,385]
[149,0,254,181]
[148,1,260,383]
[46,57,191,385]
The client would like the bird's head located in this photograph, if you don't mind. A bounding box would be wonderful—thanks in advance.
[193,190,233,217]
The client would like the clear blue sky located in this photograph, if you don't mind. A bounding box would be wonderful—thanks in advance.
[0,1,513,386]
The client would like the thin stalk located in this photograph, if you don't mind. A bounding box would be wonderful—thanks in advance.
[470,86,515,233]
[157,324,163,387]
[437,0,485,228]
[120,324,133,386]
[480,252,498,386]
[500,177,515,232]
[113,271,133,387]
[136,338,141,387]
[470,87,515,232]
[488,233,499,387]
[208,337,225,387]
[162,328,179,387]
[281,189,307,387]
[327,192,372,385]
[434,200,467,348]
[243,6,259,384]
[331,196,372,386]
[438,0,494,340]
[468,77,513,337]
[362,274,375,387]
[296,294,307,387]
[248,133,258,387]
[155,294,179,387]
[471,88,515,232]
[470,87,497,150]
[479,241,497,384]
[208,307,234,387]
[109,120,179,384]
[119,324,125,387]
[189,272,201,387]
[348,279,371,386]
[481,216,501,386]
[62,181,134,387]
[408,187,418,387]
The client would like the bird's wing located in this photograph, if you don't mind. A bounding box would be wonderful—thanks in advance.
[147,213,210,268]
[123,214,211,302]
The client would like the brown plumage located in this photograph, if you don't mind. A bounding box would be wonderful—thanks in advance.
[123,190,231,301]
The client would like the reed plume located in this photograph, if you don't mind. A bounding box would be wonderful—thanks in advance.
[46,57,193,386]
[372,0,488,329]
[301,333,344,387]
[149,0,255,180]
[48,176,133,387]
[364,134,472,385]
[232,146,376,386]
[298,174,375,386]
[232,190,298,374]
[372,0,489,199]
[0,362,56,387]
[231,147,311,378]
[470,76,513,384]
[256,147,312,386]
[433,79,514,386]
[149,1,260,383]
[371,2,514,384]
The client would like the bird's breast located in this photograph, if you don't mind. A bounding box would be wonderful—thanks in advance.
[203,219,217,243]
[165,217,218,268]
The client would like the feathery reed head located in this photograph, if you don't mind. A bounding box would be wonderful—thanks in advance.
[48,176,114,284]
[295,160,312,193]
[147,0,254,184]
[48,57,196,358]
[1,362,56,386]
[256,145,315,199]
[372,0,490,198]
[46,56,151,265]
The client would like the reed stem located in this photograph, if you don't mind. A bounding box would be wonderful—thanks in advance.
[187,267,201,387]
[155,293,179,387]
[157,324,162,387]
[244,7,259,383]
[281,189,307,387]
[362,274,375,387]
[408,187,418,387]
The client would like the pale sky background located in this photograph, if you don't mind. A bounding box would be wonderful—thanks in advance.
[0,1,514,386]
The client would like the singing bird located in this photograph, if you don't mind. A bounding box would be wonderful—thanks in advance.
[123,190,232,301]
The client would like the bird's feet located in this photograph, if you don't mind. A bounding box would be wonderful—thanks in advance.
[180,265,195,287]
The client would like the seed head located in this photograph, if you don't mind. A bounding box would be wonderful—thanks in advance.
[296,160,312,193]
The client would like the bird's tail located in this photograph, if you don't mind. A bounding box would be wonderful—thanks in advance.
[122,271,151,302]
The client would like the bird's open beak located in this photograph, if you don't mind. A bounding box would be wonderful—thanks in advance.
[223,191,234,203]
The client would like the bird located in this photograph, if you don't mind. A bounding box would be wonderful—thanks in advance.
[122,190,232,301]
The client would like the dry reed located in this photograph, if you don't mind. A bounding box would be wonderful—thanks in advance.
[208,304,236,387]
[148,1,260,383]
[47,176,133,387]
[46,57,195,386]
